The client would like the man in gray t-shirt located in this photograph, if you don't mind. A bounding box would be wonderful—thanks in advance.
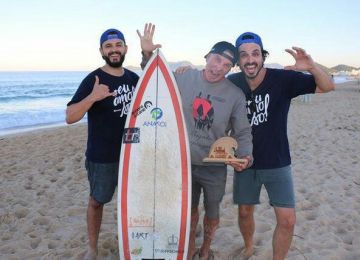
[139,23,252,260]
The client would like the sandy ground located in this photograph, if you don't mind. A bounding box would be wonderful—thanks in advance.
[1,81,360,259]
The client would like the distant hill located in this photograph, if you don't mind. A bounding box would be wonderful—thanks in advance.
[329,64,360,76]
[127,61,359,76]
[309,63,360,76]
[330,64,359,72]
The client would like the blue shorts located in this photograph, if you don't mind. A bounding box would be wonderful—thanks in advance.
[192,165,227,219]
[85,160,119,204]
[233,165,295,208]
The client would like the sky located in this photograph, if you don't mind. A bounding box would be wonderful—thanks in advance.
[1,0,359,71]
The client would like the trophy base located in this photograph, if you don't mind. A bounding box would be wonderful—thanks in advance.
[203,158,247,164]
[202,136,247,165]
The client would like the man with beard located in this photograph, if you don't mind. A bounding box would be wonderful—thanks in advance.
[66,27,158,260]
[227,32,335,259]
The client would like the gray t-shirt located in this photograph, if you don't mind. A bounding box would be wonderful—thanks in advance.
[175,69,252,165]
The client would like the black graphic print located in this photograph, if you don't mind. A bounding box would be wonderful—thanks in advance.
[192,92,214,130]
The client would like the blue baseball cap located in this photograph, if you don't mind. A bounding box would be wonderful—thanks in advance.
[235,32,263,49]
[100,28,126,46]
[206,41,239,66]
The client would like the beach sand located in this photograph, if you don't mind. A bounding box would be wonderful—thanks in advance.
[1,81,360,259]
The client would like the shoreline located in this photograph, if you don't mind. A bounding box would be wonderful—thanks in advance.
[0,120,86,137]
[0,81,359,259]
[1,78,358,138]
[0,122,67,137]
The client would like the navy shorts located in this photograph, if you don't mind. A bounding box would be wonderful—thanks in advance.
[233,165,295,208]
[85,160,119,204]
[192,165,227,219]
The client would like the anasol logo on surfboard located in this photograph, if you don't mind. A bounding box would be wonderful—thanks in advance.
[143,107,167,127]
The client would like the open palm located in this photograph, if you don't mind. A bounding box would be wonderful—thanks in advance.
[137,23,162,53]
[284,47,315,71]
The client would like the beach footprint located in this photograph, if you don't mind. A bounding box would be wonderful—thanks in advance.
[255,222,272,234]
[227,245,266,260]
[303,210,318,221]
[30,237,42,249]
[14,205,30,219]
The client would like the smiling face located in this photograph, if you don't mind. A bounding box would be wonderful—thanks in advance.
[203,53,233,83]
[100,38,127,68]
[238,42,265,80]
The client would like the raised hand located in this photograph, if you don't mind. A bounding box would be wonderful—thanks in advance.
[284,47,316,72]
[137,23,162,54]
[90,76,116,102]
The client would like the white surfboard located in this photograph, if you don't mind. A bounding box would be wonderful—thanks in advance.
[118,49,191,260]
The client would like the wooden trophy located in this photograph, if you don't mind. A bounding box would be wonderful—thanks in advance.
[203,136,247,164]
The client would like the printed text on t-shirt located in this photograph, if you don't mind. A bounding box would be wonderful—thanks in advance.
[248,94,270,126]
[113,84,135,117]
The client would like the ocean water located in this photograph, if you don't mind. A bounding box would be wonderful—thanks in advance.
[0,71,353,136]
[0,71,88,135]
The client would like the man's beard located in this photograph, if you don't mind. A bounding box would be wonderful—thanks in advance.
[102,52,126,68]
[242,61,264,80]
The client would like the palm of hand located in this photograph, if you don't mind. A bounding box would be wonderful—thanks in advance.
[285,47,315,71]
[141,36,157,53]
[137,23,161,53]
[293,54,313,71]
[93,84,112,101]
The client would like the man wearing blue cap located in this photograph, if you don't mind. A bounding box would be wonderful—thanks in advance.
[66,28,145,259]
[228,32,335,259]
[139,23,253,260]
